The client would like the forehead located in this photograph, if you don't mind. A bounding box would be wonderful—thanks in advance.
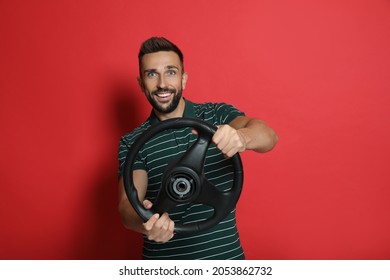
[140,51,182,71]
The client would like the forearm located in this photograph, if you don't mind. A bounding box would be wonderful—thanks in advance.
[119,198,175,243]
[118,170,149,234]
[233,117,278,153]
[118,199,147,234]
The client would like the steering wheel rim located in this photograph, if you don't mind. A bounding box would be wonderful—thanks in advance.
[123,117,243,235]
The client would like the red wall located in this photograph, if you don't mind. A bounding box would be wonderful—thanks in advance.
[1,0,389,259]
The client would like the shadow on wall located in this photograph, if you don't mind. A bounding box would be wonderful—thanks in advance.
[70,80,147,259]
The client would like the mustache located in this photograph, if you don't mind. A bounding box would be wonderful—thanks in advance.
[152,88,176,94]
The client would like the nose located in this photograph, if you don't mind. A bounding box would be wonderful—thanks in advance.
[157,75,167,89]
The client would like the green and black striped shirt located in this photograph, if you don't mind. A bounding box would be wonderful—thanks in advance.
[118,99,245,260]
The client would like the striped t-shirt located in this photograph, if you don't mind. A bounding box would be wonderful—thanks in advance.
[118,99,245,260]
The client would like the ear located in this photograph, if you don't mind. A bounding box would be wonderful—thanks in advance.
[182,72,188,90]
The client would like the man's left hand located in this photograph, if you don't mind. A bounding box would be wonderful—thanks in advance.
[212,125,246,157]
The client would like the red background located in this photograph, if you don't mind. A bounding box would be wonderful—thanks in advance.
[1,0,389,259]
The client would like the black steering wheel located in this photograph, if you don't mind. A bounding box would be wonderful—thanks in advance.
[123,117,243,235]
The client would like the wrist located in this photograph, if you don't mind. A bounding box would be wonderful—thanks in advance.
[236,129,247,152]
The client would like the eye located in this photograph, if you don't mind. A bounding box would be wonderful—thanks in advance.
[146,72,157,79]
[166,70,177,76]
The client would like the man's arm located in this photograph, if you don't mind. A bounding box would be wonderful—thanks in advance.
[118,170,148,233]
[118,170,174,242]
[213,116,278,157]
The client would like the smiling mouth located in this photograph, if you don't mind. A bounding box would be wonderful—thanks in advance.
[155,92,173,98]
[153,89,176,99]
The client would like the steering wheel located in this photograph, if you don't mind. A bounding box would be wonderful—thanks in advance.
[123,117,243,235]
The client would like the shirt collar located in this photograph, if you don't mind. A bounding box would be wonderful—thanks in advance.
[149,98,195,125]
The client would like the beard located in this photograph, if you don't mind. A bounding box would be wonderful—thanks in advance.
[146,87,183,114]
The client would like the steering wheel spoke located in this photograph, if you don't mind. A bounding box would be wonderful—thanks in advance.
[153,188,179,214]
[173,134,211,174]
[195,177,224,206]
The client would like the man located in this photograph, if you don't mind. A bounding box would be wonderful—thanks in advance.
[118,37,278,259]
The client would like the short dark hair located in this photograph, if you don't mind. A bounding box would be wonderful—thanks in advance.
[138,37,184,75]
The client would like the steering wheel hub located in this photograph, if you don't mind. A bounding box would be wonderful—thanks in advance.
[172,177,192,197]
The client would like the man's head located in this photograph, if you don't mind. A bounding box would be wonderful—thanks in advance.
[138,37,184,76]
[137,37,188,116]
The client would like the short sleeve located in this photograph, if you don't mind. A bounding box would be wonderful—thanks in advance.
[214,103,245,125]
[117,137,146,178]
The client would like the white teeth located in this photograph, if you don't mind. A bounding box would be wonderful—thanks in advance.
[157,93,171,97]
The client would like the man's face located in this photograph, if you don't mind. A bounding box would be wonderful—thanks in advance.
[138,51,188,114]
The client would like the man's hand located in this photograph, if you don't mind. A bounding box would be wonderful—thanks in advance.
[142,200,175,243]
[212,124,247,157]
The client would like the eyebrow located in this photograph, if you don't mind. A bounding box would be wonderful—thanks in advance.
[166,65,179,70]
[143,65,180,74]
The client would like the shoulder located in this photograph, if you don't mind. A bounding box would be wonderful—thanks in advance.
[192,101,233,111]
[192,101,245,124]
[119,119,151,149]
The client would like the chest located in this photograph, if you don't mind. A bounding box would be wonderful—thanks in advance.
[140,127,235,198]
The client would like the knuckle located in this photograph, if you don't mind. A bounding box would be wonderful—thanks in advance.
[143,223,151,231]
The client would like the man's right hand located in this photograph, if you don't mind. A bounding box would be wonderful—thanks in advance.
[142,200,175,243]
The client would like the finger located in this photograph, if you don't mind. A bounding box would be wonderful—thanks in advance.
[168,220,175,238]
[143,199,153,209]
[212,126,223,144]
[149,213,173,242]
[213,125,232,146]
[143,213,159,231]
[153,212,170,231]
[214,133,230,153]
[160,218,175,241]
